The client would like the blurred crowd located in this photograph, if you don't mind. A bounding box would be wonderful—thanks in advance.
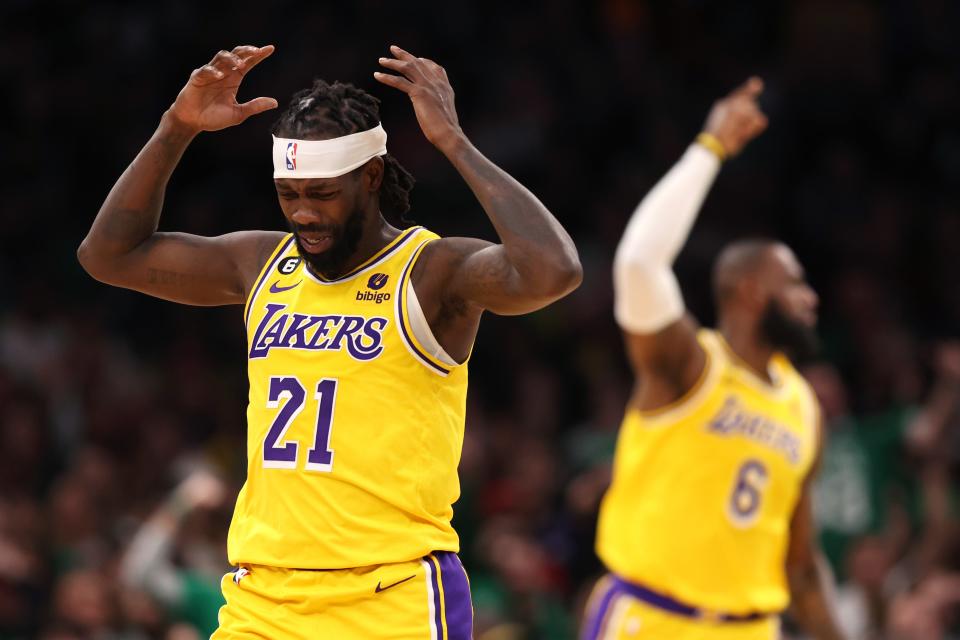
[3,0,960,638]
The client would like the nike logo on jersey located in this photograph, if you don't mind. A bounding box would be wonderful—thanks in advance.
[269,280,302,294]
[375,574,415,593]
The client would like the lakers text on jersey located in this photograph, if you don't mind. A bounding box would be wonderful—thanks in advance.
[595,329,819,617]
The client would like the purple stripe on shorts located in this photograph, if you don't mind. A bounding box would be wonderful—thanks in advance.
[428,555,444,638]
[580,576,619,640]
[436,552,473,640]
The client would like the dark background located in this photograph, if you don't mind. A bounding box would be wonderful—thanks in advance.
[2,1,960,638]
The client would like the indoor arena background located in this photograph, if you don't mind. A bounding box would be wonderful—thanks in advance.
[3,1,960,638]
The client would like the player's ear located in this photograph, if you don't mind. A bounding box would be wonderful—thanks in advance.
[361,156,385,192]
[737,276,766,311]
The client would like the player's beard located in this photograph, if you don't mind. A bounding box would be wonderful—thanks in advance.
[759,298,820,363]
[290,207,366,279]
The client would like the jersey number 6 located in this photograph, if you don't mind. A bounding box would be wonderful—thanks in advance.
[727,459,768,527]
[262,376,337,472]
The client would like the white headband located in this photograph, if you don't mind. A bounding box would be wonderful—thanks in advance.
[272,124,388,179]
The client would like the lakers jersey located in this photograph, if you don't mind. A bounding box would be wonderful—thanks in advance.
[596,329,820,614]
[228,226,468,569]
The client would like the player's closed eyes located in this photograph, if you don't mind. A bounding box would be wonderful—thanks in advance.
[277,191,340,200]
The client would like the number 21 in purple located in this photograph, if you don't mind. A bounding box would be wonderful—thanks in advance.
[306,379,337,471]
[262,376,337,472]
[263,377,305,469]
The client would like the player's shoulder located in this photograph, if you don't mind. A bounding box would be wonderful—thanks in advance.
[410,235,496,315]
[776,356,823,450]
[695,327,721,351]
[773,352,815,396]
[219,230,288,296]
[220,229,288,260]
[694,327,731,371]
[422,235,494,257]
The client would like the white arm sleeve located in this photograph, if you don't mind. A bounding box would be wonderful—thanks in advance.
[613,143,721,333]
[120,519,184,607]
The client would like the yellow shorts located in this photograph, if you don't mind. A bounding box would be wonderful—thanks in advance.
[213,552,471,639]
[581,575,779,640]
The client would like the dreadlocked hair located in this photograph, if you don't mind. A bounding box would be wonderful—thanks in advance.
[271,79,415,224]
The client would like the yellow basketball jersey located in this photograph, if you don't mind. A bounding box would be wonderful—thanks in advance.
[596,329,820,614]
[228,226,467,569]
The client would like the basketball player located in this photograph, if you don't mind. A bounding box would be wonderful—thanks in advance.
[581,79,845,639]
[78,44,581,639]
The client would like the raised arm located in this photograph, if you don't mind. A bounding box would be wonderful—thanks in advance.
[77,45,283,306]
[905,342,960,457]
[374,46,581,317]
[120,470,227,611]
[615,78,767,410]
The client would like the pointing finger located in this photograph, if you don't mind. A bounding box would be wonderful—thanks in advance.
[732,76,764,99]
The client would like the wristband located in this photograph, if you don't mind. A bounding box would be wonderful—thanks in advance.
[696,132,727,162]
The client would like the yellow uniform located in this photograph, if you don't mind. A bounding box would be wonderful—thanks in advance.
[215,226,473,639]
[584,329,819,640]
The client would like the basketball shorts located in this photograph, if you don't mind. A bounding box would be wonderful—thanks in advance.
[581,575,779,640]
[213,551,471,639]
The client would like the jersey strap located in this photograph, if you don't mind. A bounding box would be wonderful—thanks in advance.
[302,226,424,285]
[395,237,458,376]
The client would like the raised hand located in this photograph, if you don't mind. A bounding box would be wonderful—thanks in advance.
[702,77,768,157]
[168,45,278,134]
[374,45,464,152]
[174,469,228,511]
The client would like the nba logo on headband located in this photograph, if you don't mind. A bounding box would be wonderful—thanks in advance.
[285,142,297,170]
[273,125,388,179]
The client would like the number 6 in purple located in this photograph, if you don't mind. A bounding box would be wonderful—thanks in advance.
[263,376,306,469]
[727,459,768,527]
[305,379,337,472]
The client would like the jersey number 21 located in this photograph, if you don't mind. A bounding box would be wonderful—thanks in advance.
[261,376,337,472]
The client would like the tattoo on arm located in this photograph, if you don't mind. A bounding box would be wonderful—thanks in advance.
[82,115,197,261]
[442,138,581,307]
[147,268,197,288]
